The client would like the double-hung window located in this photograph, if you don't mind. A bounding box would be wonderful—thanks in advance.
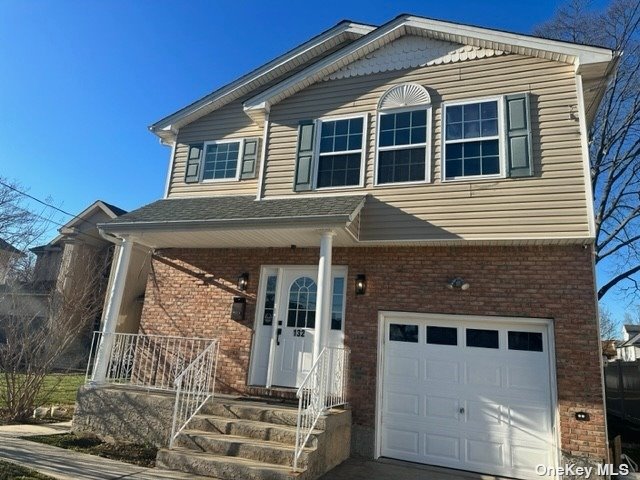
[316,116,365,189]
[201,140,242,181]
[443,99,501,180]
[376,108,429,184]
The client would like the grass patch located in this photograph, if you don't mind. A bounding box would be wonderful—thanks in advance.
[26,433,157,467]
[0,373,85,408]
[0,459,55,480]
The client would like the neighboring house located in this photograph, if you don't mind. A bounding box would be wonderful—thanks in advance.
[617,325,640,361]
[13,200,146,368]
[0,239,23,284]
[74,15,617,480]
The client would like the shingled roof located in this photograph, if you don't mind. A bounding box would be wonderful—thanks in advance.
[100,195,366,232]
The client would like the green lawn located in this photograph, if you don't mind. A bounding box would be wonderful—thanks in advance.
[36,374,85,405]
[0,459,55,480]
[0,373,85,408]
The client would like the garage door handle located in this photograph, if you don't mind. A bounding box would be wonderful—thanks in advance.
[459,407,465,414]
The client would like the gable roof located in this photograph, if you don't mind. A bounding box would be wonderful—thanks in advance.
[148,20,375,142]
[30,200,127,251]
[243,14,616,116]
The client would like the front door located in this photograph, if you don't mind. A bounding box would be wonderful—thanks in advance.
[249,266,347,389]
[271,269,318,387]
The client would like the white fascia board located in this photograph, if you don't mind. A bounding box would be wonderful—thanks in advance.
[403,17,613,65]
[244,19,407,111]
[149,21,376,135]
[244,15,615,112]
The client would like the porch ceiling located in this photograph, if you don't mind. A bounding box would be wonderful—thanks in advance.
[114,225,359,249]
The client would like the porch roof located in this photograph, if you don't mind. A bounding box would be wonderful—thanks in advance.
[98,195,366,248]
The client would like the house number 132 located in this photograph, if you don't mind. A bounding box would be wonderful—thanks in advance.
[293,329,305,337]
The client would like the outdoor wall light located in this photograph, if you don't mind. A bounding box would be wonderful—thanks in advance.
[355,274,367,295]
[237,272,249,291]
[447,277,470,290]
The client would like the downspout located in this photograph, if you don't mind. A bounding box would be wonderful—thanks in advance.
[256,111,270,200]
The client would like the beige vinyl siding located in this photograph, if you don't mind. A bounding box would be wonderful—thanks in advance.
[265,52,590,241]
[166,37,359,198]
[168,99,262,197]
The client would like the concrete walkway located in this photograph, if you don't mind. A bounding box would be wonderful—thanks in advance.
[0,422,210,480]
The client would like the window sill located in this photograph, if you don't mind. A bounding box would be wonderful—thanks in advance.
[373,179,431,188]
[441,174,504,184]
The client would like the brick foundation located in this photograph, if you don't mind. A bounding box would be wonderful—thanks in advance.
[138,245,606,461]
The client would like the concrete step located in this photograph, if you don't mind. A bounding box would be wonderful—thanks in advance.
[200,400,329,429]
[187,414,321,448]
[174,431,313,468]
[157,447,303,480]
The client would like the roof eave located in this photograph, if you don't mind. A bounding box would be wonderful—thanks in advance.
[148,20,376,137]
[243,15,615,112]
[98,214,354,234]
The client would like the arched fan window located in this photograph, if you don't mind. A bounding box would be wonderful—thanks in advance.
[376,84,432,185]
[287,276,317,329]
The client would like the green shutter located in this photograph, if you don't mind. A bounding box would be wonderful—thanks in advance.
[240,138,259,179]
[293,121,316,191]
[184,144,203,183]
[505,93,533,178]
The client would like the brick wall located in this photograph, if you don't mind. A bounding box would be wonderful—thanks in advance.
[138,245,605,460]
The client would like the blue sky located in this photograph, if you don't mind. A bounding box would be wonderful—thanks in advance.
[1,0,625,318]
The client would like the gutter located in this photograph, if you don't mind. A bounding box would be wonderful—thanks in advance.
[98,214,354,234]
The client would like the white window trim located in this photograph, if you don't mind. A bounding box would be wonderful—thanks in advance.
[374,104,433,187]
[312,113,368,191]
[441,95,507,183]
[200,138,245,183]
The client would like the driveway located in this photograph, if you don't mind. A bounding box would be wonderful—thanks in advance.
[321,458,510,480]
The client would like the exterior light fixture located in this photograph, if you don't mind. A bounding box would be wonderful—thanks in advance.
[447,277,470,290]
[237,272,249,291]
[355,274,366,295]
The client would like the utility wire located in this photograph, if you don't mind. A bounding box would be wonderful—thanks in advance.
[0,179,100,230]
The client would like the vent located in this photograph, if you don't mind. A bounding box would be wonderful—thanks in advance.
[378,83,431,110]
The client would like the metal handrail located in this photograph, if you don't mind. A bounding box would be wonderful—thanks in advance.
[293,346,349,472]
[170,338,220,447]
[86,331,215,391]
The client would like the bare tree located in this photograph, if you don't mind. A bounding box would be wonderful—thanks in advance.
[535,0,640,300]
[0,246,110,421]
[600,305,620,339]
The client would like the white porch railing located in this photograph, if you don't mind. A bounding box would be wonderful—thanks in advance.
[170,338,220,447]
[85,332,216,391]
[293,346,350,472]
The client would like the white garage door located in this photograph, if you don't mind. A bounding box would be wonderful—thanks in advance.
[380,314,557,480]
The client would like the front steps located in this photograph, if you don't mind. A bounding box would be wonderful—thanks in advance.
[156,396,351,480]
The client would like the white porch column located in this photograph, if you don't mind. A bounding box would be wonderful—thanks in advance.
[313,231,334,362]
[91,236,134,383]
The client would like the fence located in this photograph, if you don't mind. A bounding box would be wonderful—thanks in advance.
[605,360,640,425]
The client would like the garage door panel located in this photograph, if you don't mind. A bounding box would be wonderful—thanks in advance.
[511,442,553,469]
[385,391,420,416]
[465,399,502,426]
[464,436,505,466]
[507,364,550,392]
[425,433,460,460]
[507,404,552,434]
[383,427,420,455]
[425,395,460,420]
[425,359,460,383]
[386,354,419,380]
[381,315,556,480]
